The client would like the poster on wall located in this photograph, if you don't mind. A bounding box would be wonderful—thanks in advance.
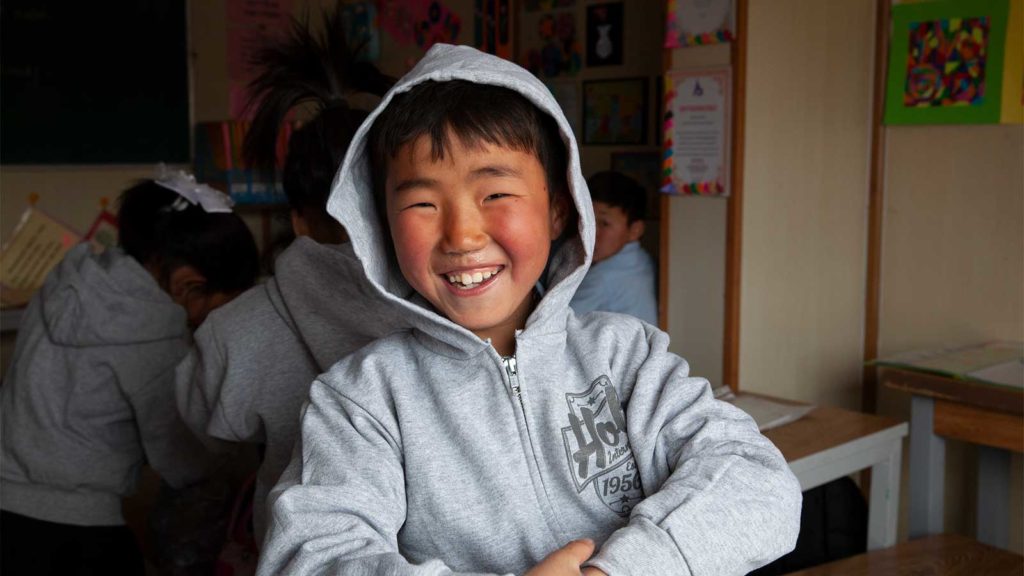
[583,78,647,145]
[662,68,731,196]
[520,7,582,77]
[586,3,624,67]
[664,0,734,48]
[380,0,461,50]
[0,207,82,307]
[884,0,1010,125]
[226,0,294,119]
[474,0,513,58]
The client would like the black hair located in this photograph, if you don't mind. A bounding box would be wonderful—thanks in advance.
[117,180,259,294]
[243,5,395,243]
[586,171,646,223]
[367,80,572,226]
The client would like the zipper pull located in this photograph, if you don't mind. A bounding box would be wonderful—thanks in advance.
[503,356,521,397]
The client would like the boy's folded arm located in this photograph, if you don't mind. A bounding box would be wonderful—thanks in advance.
[258,378,511,576]
[586,332,802,576]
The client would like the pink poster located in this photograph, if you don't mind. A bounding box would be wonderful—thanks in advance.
[226,0,294,119]
[379,0,461,50]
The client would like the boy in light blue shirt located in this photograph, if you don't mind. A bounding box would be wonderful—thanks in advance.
[570,171,658,325]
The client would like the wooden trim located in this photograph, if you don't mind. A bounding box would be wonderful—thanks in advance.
[659,46,673,331]
[862,0,891,413]
[934,400,1024,454]
[723,0,747,391]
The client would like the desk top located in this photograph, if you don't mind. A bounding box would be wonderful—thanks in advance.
[787,534,1024,575]
[881,367,1023,417]
[764,404,905,463]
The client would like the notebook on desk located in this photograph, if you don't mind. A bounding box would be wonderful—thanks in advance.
[871,341,1024,391]
[713,386,816,432]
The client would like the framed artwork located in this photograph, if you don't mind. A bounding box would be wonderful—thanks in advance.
[884,0,1010,125]
[664,0,734,48]
[662,69,731,196]
[611,151,662,220]
[586,3,624,67]
[520,7,582,77]
[582,78,648,145]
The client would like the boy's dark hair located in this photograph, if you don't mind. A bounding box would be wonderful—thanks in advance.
[244,6,394,243]
[586,171,646,223]
[367,80,571,224]
[117,180,260,294]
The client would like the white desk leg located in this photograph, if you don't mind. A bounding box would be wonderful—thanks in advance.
[867,440,902,549]
[976,445,1010,549]
[909,395,945,539]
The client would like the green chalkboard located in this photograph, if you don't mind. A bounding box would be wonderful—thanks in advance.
[1,1,189,164]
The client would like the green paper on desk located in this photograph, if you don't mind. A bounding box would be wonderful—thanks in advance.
[872,341,1024,390]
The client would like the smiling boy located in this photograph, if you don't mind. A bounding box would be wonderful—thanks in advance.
[257,45,800,576]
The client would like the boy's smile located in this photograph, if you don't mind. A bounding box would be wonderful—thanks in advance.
[385,133,565,356]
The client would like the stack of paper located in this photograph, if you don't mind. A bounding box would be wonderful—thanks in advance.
[714,387,815,432]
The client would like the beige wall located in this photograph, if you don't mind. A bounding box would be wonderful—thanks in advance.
[876,125,1024,552]
[740,0,876,408]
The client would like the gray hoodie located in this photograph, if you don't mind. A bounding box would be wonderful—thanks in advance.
[1,244,208,526]
[175,237,407,541]
[258,44,801,576]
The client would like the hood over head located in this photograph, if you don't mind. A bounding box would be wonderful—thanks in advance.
[326,44,593,356]
[40,244,186,347]
[271,236,409,371]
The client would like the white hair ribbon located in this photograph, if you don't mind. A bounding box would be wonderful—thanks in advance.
[154,164,235,213]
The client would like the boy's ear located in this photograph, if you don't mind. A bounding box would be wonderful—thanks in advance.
[549,192,572,239]
[627,219,645,242]
[168,265,207,306]
[291,210,312,237]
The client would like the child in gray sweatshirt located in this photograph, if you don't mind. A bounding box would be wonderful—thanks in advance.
[257,44,802,576]
[1,176,258,574]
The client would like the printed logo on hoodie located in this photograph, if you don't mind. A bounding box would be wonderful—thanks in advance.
[560,376,644,516]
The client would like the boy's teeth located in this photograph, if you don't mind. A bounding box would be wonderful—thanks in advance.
[447,269,498,287]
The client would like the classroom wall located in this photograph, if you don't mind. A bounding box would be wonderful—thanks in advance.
[876,125,1024,552]
[739,0,876,409]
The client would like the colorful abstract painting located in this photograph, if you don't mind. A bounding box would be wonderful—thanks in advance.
[885,0,1009,125]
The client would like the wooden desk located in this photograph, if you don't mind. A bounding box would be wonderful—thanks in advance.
[762,403,908,550]
[786,533,1024,575]
[881,367,1024,549]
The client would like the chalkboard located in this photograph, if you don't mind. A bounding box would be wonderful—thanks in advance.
[1,1,189,164]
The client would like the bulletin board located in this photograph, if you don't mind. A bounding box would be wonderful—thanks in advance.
[1,1,190,164]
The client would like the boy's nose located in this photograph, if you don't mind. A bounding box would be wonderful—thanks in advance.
[442,204,488,254]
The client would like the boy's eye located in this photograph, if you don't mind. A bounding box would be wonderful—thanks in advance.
[403,201,436,210]
[485,192,511,201]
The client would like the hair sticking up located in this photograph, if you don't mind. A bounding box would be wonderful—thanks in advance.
[244,4,395,243]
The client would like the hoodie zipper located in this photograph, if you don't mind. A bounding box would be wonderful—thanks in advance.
[502,355,522,400]
[500,354,569,543]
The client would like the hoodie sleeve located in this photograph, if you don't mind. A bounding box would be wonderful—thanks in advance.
[584,327,802,576]
[175,317,259,449]
[257,377,510,576]
[127,346,212,489]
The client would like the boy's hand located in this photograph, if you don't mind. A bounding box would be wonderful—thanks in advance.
[525,539,595,575]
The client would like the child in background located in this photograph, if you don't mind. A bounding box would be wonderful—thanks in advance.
[570,171,658,325]
[258,44,800,576]
[1,175,259,575]
[174,7,402,545]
